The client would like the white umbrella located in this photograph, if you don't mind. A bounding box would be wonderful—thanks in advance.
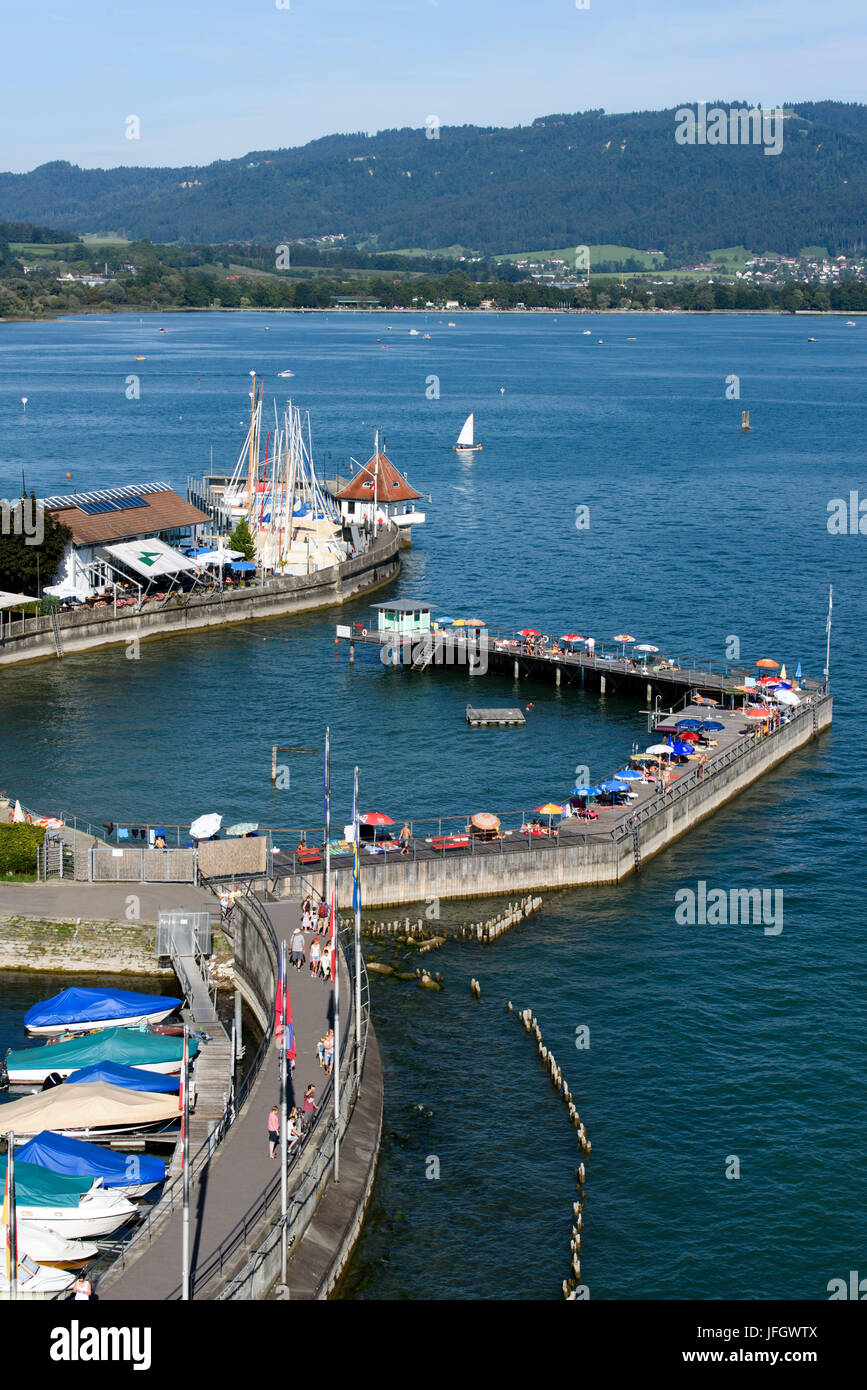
[646,744,674,756]
[198,548,244,564]
[12,799,26,822]
[635,644,659,652]
[190,813,222,840]
[773,689,800,706]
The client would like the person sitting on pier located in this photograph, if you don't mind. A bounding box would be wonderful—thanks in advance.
[288,1106,302,1152]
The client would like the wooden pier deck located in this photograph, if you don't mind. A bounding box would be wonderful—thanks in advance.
[337,625,826,704]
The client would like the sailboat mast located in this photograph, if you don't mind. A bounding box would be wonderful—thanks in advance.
[246,373,257,516]
[824,584,833,685]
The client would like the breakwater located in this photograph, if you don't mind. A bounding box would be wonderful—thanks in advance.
[278,693,833,909]
[0,528,399,668]
[0,913,189,976]
[357,894,543,945]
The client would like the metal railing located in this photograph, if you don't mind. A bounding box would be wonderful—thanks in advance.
[98,879,279,1288]
[213,920,369,1300]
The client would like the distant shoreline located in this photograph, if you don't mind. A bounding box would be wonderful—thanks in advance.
[2,305,865,326]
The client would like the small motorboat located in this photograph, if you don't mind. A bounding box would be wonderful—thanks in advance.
[0,1157,137,1239]
[422,332,431,339]
[0,1257,76,1299]
[846,320,856,326]
[18,1130,166,1200]
[807,336,819,342]
[3,1026,197,1086]
[277,369,295,377]
[24,987,180,1036]
[5,1220,98,1268]
[454,413,482,454]
[0,1081,180,1140]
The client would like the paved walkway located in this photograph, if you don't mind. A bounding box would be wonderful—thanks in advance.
[101,898,346,1301]
[0,880,214,924]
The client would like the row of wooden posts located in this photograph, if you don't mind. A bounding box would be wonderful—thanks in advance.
[352,895,543,946]
[510,1005,590,1300]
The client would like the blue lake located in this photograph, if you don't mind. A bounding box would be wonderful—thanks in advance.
[0,309,862,1298]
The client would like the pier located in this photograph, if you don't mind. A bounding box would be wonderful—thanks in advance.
[272,689,833,907]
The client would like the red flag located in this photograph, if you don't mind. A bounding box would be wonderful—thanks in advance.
[275,959,295,1060]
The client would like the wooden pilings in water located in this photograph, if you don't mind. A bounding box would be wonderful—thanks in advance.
[356,895,543,946]
[512,1004,591,1298]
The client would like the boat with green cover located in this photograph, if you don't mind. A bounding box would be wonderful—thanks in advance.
[2,1027,199,1086]
[0,1156,137,1239]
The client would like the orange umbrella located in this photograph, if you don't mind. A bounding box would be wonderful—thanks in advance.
[471,812,500,830]
[755,658,780,668]
[745,707,772,719]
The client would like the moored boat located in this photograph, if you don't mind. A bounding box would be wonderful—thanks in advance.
[17,1129,165,1200]
[0,1258,76,1299]
[3,1219,98,1269]
[0,1156,137,1238]
[24,987,181,1036]
[1,1081,180,1140]
[65,1061,180,1094]
[3,1026,196,1086]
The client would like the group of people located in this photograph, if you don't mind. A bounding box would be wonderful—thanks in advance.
[288,894,334,980]
[266,893,337,1158]
[267,1082,320,1159]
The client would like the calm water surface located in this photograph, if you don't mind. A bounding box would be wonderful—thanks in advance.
[0,310,862,1298]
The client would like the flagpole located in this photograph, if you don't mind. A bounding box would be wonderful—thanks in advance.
[181,1025,190,1301]
[824,584,833,686]
[279,939,289,1285]
[332,871,340,1183]
[353,765,361,1059]
[6,1132,16,1301]
[323,726,331,908]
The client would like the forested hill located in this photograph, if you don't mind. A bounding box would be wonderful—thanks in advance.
[2,103,866,257]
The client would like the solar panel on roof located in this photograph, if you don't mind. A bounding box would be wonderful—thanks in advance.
[78,495,149,516]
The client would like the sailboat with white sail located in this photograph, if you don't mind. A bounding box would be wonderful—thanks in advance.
[454,413,482,454]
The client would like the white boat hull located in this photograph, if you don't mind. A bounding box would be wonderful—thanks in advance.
[26,1006,178,1037]
[8,1220,98,1267]
[14,1190,137,1240]
[0,1264,75,1298]
[6,1055,181,1086]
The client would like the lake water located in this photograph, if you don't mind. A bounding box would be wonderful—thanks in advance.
[0,308,862,1299]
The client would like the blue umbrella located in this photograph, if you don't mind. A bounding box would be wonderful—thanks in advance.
[599,779,629,793]
[613,768,643,780]
[572,785,600,797]
[437,617,454,625]
[795,663,803,679]
[230,560,257,572]
[698,720,724,731]
[676,719,703,731]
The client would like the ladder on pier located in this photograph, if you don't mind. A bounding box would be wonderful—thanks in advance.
[632,822,642,873]
[50,610,64,658]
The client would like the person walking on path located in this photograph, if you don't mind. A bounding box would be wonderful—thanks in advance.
[319,940,332,982]
[71,1273,92,1301]
[309,936,321,978]
[322,1028,334,1076]
[399,822,412,856]
[219,887,230,927]
[290,924,306,970]
[268,1104,279,1158]
[302,1084,318,1133]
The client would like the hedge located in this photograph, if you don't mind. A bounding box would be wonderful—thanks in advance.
[0,823,47,874]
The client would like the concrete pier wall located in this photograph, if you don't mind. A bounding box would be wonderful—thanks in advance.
[277,696,833,908]
[0,531,399,668]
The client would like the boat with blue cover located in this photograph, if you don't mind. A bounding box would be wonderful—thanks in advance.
[2,1026,197,1085]
[0,1156,137,1238]
[65,1061,180,1094]
[24,987,181,1036]
[17,1129,166,1199]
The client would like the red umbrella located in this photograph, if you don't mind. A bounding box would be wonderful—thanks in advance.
[678,729,700,741]
[746,707,772,719]
[360,812,394,825]
[518,628,541,638]
[561,633,584,642]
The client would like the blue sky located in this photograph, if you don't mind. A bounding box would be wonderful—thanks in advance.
[2,0,864,172]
